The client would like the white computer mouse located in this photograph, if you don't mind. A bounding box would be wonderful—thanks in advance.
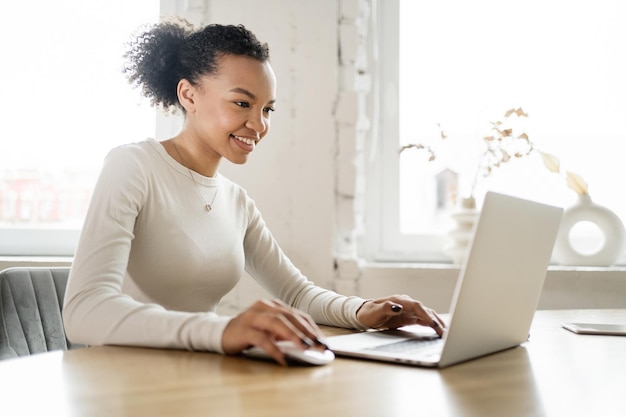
[243,340,335,366]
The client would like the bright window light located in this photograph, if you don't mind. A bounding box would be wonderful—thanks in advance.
[371,0,626,262]
[0,0,159,255]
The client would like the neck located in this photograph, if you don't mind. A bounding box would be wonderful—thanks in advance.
[168,135,219,177]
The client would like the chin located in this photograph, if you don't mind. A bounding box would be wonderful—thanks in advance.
[226,155,250,165]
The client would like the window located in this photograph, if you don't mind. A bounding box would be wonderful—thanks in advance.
[0,0,160,255]
[367,0,626,263]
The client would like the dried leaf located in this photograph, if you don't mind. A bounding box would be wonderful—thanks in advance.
[517,133,529,141]
[515,107,528,117]
[484,136,495,142]
[399,143,424,154]
[500,128,513,137]
[505,107,528,117]
[501,150,511,162]
[539,151,560,173]
[566,171,589,195]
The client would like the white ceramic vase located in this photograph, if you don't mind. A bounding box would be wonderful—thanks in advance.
[444,197,479,265]
[553,194,626,266]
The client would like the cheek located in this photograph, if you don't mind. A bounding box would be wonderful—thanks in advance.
[262,118,271,136]
[203,109,237,133]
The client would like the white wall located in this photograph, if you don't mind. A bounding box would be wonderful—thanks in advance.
[207,0,340,291]
[163,0,346,313]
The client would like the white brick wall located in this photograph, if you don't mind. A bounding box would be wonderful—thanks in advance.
[334,0,372,295]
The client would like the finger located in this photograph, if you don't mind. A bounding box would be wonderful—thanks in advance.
[246,331,290,367]
[432,310,446,329]
[369,295,446,336]
[257,299,326,346]
[420,308,445,337]
[396,299,445,337]
[258,310,313,347]
[224,314,316,366]
[258,303,331,350]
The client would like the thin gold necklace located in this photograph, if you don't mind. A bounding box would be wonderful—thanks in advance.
[172,140,218,212]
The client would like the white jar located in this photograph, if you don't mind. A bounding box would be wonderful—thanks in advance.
[553,194,626,266]
[444,197,479,265]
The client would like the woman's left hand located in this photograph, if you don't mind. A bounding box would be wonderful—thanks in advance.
[356,295,446,337]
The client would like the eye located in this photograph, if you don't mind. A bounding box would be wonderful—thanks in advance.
[235,101,250,108]
[263,106,276,114]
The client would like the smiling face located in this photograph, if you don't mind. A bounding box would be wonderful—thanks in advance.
[175,54,277,173]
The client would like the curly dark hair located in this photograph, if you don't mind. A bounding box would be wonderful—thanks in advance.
[123,19,270,112]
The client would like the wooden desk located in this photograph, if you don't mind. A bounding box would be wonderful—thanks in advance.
[1,310,625,417]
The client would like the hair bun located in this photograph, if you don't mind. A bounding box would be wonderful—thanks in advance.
[123,20,194,111]
[123,20,269,113]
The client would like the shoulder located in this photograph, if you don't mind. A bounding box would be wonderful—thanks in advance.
[91,140,168,196]
[105,139,159,164]
[101,139,164,177]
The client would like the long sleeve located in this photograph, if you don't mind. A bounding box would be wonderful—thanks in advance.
[241,193,369,330]
[63,142,232,353]
[63,139,368,355]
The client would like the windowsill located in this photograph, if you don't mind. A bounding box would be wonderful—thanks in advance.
[363,261,626,272]
[359,261,626,312]
[2,257,625,312]
[0,256,73,270]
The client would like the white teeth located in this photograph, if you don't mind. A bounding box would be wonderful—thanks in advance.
[233,135,256,146]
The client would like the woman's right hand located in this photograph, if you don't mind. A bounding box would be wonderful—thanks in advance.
[221,299,326,366]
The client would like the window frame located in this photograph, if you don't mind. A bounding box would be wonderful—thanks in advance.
[362,0,450,263]
[362,0,626,265]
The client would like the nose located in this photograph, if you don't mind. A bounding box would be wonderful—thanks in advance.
[246,111,268,134]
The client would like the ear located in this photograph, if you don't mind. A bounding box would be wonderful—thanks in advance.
[177,79,196,113]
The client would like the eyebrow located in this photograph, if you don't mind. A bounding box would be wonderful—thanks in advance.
[230,87,276,104]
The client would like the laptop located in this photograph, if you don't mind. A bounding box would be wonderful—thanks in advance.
[327,192,563,368]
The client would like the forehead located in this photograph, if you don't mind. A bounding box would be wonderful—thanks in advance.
[202,54,276,100]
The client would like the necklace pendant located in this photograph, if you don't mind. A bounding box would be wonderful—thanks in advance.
[205,204,212,212]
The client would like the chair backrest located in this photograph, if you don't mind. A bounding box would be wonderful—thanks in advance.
[0,267,85,360]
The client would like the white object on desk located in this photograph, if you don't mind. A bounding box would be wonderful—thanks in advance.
[561,322,626,336]
[243,340,335,366]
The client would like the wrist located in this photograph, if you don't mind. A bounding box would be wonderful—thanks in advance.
[355,299,373,325]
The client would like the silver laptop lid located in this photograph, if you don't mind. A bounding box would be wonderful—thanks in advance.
[438,192,563,367]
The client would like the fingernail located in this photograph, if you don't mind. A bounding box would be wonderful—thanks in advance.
[301,337,314,347]
[391,304,402,312]
[314,338,330,350]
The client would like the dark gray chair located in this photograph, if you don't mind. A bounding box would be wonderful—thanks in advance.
[0,267,85,360]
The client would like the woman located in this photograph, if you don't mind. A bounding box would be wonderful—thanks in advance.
[63,20,444,366]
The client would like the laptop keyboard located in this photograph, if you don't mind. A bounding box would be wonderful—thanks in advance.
[366,338,444,355]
